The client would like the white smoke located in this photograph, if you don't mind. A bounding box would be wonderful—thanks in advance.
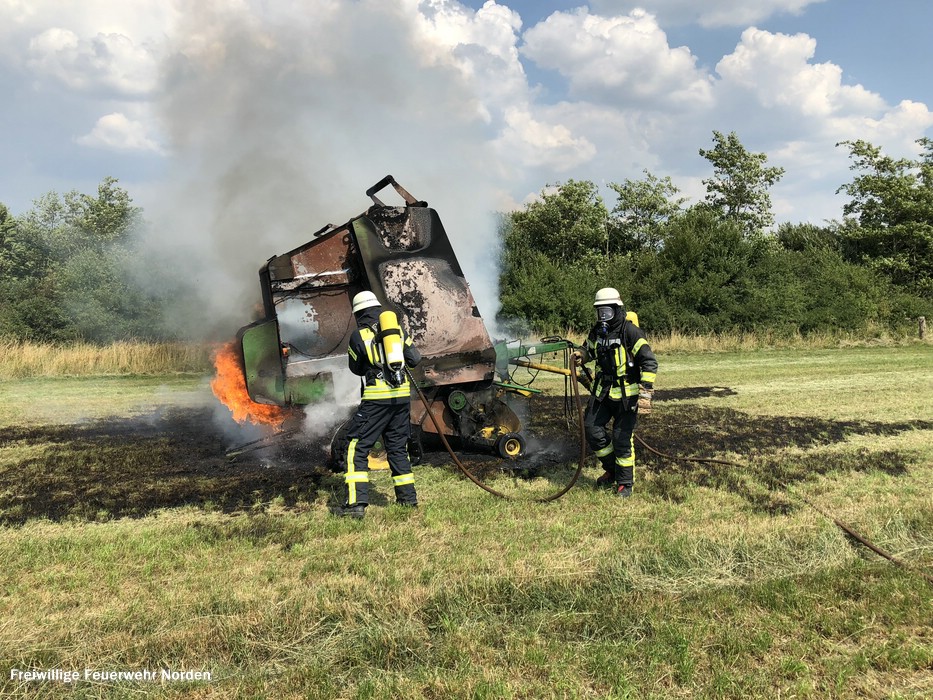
[295,355,361,441]
[146,0,508,341]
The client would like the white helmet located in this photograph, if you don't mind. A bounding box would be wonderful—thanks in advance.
[351,290,381,314]
[593,287,623,307]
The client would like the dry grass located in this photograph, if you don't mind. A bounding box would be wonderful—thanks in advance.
[550,323,930,355]
[0,338,213,378]
[654,325,929,354]
[2,327,927,380]
[2,345,932,698]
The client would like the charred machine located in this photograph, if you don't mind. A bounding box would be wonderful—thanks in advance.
[235,176,575,460]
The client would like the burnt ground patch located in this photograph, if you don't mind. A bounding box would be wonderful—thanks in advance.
[0,407,336,526]
[2,393,929,524]
[512,396,931,514]
[654,386,738,401]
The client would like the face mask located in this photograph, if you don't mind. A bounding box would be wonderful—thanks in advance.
[595,305,614,337]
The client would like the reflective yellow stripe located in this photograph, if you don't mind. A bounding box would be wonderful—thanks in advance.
[641,371,656,384]
[624,383,639,397]
[632,338,648,355]
[393,474,415,486]
[359,327,410,400]
[345,473,369,483]
[362,385,410,400]
[348,346,358,361]
[595,444,614,457]
[615,435,635,470]
[346,438,359,504]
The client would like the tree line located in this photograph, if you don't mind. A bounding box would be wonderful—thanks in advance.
[498,132,933,335]
[0,177,176,342]
[1,132,931,342]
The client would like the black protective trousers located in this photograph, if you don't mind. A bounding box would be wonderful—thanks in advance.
[343,400,418,507]
[583,395,639,487]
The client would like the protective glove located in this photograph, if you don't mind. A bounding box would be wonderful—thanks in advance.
[576,369,592,391]
[637,385,654,414]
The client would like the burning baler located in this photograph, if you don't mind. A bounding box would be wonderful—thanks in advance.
[235,176,574,459]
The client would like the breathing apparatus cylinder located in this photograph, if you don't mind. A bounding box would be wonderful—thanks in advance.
[378,310,406,387]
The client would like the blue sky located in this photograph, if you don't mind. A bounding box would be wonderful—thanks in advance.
[468,1,933,109]
[1,0,931,321]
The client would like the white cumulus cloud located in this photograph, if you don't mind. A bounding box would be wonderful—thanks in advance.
[589,0,828,28]
[27,27,159,96]
[492,105,597,172]
[76,112,163,153]
[521,8,713,109]
[716,28,884,117]
[1,0,930,234]
[414,0,528,122]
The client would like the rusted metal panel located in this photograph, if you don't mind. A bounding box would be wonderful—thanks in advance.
[351,208,497,386]
[271,225,354,287]
[410,398,456,436]
[238,176,511,447]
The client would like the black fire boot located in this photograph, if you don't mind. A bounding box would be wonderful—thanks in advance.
[595,471,614,488]
[596,458,616,489]
[338,504,366,519]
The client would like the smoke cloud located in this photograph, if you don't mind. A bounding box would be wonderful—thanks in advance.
[144,0,508,341]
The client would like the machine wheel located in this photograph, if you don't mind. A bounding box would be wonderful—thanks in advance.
[495,432,526,459]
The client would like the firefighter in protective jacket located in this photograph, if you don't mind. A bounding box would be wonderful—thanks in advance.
[575,287,658,498]
[339,291,422,518]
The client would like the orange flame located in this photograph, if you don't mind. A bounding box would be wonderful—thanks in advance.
[211,341,289,426]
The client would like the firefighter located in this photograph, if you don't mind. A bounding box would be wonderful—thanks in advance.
[338,290,422,518]
[574,288,657,498]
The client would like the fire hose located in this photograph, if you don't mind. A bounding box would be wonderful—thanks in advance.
[634,429,933,587]
[405,357,588,503]
[414,352,932,583]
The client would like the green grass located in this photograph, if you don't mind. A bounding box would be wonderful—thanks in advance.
[1,345,932,699]
[0,374,208,425]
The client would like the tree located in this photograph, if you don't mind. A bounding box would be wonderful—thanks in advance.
[607,170,686,253]
[6,178,164,342]
[0,204,49,280]
[775,222,840,253]
[0,203,69,340]
[634,208,761,332]
[836,138,933,297]
[498,181,622,332]
[505,180,609,268]
[20,176,141,260]
[699,130,785,237]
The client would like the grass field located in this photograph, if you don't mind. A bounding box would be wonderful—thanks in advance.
[1,343,931,699]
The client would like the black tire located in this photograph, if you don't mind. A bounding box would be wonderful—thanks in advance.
[495,432,526,459]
